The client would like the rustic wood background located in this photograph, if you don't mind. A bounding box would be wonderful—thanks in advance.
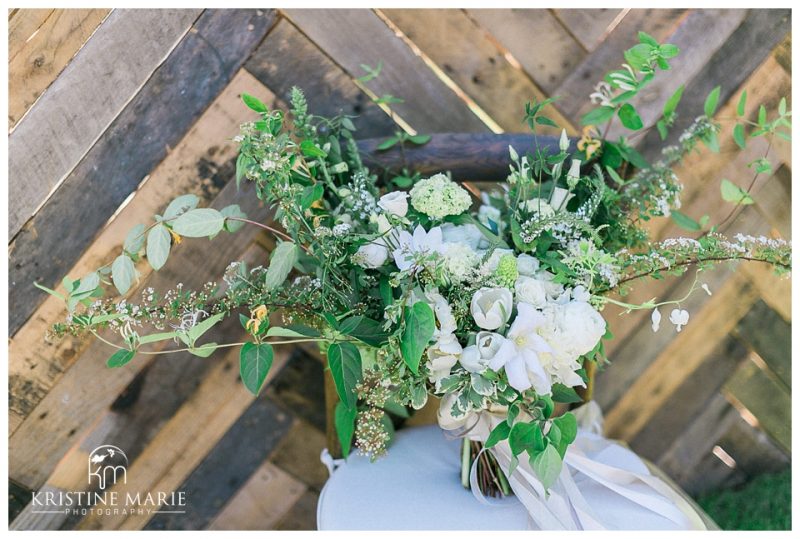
[8,8,791,530]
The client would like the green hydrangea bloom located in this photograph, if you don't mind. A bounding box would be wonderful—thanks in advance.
[409,173,472,219]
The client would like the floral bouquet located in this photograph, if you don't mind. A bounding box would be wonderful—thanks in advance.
[44,32,790,523]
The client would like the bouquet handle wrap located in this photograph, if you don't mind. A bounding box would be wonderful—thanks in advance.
[439,400,708,530]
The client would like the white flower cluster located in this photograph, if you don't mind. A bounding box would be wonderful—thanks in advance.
[409,173,472,219]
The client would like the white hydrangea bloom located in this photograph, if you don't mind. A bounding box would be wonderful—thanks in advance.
[409,173,472,219]
[442,242,480,282]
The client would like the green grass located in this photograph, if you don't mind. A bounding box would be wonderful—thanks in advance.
[698,470,791,530]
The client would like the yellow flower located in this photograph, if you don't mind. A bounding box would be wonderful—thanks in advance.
[577,126,602,159]
[246,305,268,334]
[169,229,183,245]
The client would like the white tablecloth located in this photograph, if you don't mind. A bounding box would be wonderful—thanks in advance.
[318,425,714,530]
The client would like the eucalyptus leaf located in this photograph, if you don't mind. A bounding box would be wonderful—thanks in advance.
[146,224,171,271]
[111,255,137,295]
[172,208,225,238]
[239,342,274,395]
[265,241,298,290]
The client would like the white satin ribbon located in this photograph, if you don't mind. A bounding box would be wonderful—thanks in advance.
[439,400,708,530]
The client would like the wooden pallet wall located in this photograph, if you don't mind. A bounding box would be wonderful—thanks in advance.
[7,8,791,529]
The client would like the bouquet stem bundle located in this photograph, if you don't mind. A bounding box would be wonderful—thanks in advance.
[461,439,512,498]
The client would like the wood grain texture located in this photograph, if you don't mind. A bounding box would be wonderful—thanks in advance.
[734,300,791,388]
[9,9,110,128]
[8,9,201,238]
[8,70,277,435]
[243,18,396,139]
[552,8,624,52]
[382,9,575,134]
[283,8,489,133]
[206,460,306,530]
[8,9,55,62]
[466,9,585,94]
[8,9,277,337]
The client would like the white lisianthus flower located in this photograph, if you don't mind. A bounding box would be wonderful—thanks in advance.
[515,276,549,308]
[378,191,409,217]
[549,300,606,358]
[460,331,504,373]
[409,173,472,219]
[669,309,689,332]
[442,243,480,282]
[440,223,489,252]
[471,287,513,330]
[372,213,392,234]
[392,225,444,271]
[352,242,388,268]
[488,302,554,394]
[516,254,540,277]
[427,333,462,386]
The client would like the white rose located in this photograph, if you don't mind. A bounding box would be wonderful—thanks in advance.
[426,290,457,335]
[516,254,540,276]
[427,333,462,385]
[470,287,513,330]
[552,301,606,357]
[515,276,548,308]
[536,270,565,299]
[441,223,488,251]
[459,331,504,373]
[378,191,409,217]
[353,242,388,268]
[481,248,513,273]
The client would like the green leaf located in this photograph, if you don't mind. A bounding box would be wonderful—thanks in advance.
[265,327,309,338]
[704,86,721,117]
[737,90,747,117]
[580,106,615,126]
[531,444,562,490]
[138,331,179,344]
[299,139,327,158]
[221,204,247,233]
[617,143,650,170]
[327,342,362,410]
[72,272,100,298]
[242,93,268,113]
[111,255,137,295]
[338,315,391,347]
[376,135,401,151]
[335,401,357,458]
[107,349,135,368]
[485,421,512,448]
[34,282,66,301]
[618,103,643,130]
[550,383,583,404]
[535,115,558,128]
[720,179,754,205]
[146,224,171,271]
[638,31,658,47]
[551,413,578,458]
[239,342,274,395]
[663,84,684,117]
[399,302,435,374]
[508,421,545,457]
[779,97,787,116]
[123,224,146,255]
[670,210,701,231]
[235,153,250,188]
[758,105,767,126]
[172,208,225,238]
[163,194,200,220]
[733,124,746,150]
[265,241,298,290]
[659,43,679,58]
[624,43,651,71]
[187,312,225,343]
[299,184,324,210]
[407,134,431,145]
[188,343,218,357]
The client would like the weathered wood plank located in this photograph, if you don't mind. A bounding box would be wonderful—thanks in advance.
[275,490,319,530]
[8,9,201,237]
[554,8,685,124]
[603,272,759,441]
[283,8,489,133]
[8,9,278,336]
[552,8,625,52]
[8,9,110,127]
[207,460,307,530]
[267,349,327,431]
[8,8,55,62]
[269,419,328,491]
[9,160,274,491]
[638,8,791,161]
[466,9,585,94]
[734,300,791,388]
[713,413,790,476]
[723,359,791,453]
[382,9,574,134]
[630,336,749,462]
[243,17,396,139]
[75,351,293,530]
[605,9,747,141]
[8,70,278,434]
